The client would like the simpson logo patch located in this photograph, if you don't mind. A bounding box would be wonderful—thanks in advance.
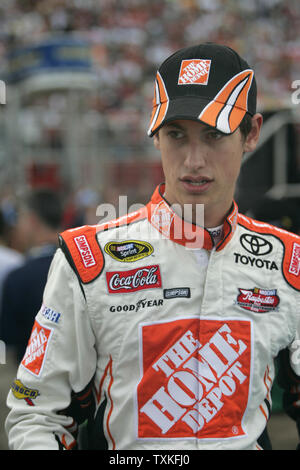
[289,242,300,276]
[178,59,211,85]
[164,288,190,299]
[11,379,39,406]
[21,320,53,377]
[137,318,252,439]
[104,240,153,263]
[236,288,279,313]
[74,235,96,268]
[106,265,162,293]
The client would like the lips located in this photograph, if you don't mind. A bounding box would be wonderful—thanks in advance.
[180,176,213,193]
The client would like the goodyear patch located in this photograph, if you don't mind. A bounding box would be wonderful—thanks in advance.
[11,379,39,406]
[104,240,153,263]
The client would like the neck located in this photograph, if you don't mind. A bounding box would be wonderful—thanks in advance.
[148,184,239,251]
[165,198,232,229]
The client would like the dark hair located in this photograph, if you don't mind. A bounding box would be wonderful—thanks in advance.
[239,113,253,140]
[25,189,63,230]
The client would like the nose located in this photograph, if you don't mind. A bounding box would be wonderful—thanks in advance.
[184,141,207,171]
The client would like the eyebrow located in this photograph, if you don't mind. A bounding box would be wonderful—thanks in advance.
[165,122,185,130]
[165,122,220,133]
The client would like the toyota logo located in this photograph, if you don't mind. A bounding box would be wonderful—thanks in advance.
[240,234,273,256]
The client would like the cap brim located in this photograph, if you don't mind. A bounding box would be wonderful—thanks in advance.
[148,96,246,137]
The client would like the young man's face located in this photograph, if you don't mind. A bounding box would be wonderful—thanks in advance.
[154,116,262,227]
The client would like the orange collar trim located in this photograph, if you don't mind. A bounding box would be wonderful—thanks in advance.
[146,184,238,251]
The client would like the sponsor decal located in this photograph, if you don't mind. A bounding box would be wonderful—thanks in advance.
[106,265,162,294]
[104,240,153,263]
[164,288,191,299]
[109,298,163,313]
[234,252,278,271]
[151,200,174,237]
[236,288,279,313]
[41,304,61,324]
[289,242,300,276]
[11,379,39,406]
[21,320,53,377]
[178,59,211,85]
[74,235,96,268]
[240,234,272,256]
[137,318,251,439]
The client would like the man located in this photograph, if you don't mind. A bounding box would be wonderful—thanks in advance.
[5,43,300,450]
[0,189,63,362]
[0,209,24,315]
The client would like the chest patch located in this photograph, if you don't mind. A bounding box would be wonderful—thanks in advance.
[137,317,252,440]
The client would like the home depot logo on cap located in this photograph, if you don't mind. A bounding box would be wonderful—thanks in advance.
[147,42,257,137]
[178,59,211,85]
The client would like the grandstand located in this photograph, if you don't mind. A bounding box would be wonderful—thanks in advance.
[0,0,299,213]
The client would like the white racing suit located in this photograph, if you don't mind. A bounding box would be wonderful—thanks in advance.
[5,184,300,450]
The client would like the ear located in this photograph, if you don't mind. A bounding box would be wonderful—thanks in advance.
[153,132,160,150]
[243,113,263,153]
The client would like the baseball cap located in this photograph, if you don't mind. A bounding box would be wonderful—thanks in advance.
[148,42,257,137]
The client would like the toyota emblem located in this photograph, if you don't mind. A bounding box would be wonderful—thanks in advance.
[240,234,273,256]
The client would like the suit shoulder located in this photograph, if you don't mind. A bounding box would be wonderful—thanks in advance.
[58,207,148,284]
[238,213,300,290]
[96,206,148,235]
[59,224,104,284]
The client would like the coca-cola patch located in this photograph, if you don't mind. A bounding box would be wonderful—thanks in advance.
[21,320,53,377]
[137,318,252,439]
[106,265,162,294]
[236,287,279,313]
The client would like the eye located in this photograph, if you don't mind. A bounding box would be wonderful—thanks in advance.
[167,129,185,140]
[205,130,223,141]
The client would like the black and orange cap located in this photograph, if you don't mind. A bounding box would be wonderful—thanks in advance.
[148,42,257,137]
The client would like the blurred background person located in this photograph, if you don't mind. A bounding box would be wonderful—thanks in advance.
[249,197,300,235]
[0,209,24,317]
[0,189,63,363]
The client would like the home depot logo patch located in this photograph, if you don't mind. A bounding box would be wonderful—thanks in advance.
[21,320,53,377]
[178,59,211,85]
[137,318,252,439]
[151,200,174,237]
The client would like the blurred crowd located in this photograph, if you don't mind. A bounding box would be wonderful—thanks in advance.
[0,0,298,216]
[0,0,299,154]
[0,0,299,100]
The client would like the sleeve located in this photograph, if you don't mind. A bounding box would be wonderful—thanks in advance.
[5,248,97,450]
[276,309,300,446]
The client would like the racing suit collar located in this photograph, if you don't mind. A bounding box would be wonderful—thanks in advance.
[147,183,238,251]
